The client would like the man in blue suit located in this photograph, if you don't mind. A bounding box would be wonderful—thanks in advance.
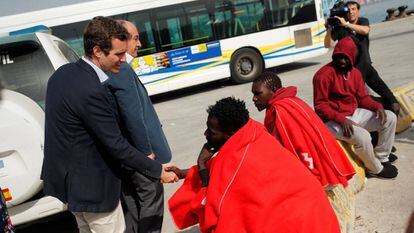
[42,17,178,233]
[104,20,172,233]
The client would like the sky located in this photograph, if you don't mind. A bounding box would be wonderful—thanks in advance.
[0,0,98,17]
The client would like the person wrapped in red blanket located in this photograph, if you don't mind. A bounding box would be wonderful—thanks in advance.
[167,97,340,233]
[251,71,355,188]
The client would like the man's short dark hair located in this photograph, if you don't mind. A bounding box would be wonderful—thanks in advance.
[115,19,132,40]
[83,16,129,57]
[253,71,282,92]
[207,97,249,134]
[346,1,360,10]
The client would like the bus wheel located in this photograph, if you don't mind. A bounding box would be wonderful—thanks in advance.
[230,48,264,84]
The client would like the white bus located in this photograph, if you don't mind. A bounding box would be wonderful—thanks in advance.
[0,0,328,96]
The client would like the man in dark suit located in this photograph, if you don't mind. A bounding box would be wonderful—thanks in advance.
[41,16,178,233]
[105,20,172,233]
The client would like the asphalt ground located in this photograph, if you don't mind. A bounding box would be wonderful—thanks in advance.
[15,14,414,233]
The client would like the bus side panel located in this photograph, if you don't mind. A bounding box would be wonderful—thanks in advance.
[144,63,230,96]
[219,21,327,70]
[139,20,327,96]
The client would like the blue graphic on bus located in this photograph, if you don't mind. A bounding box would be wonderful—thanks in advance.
[167,41,222,67]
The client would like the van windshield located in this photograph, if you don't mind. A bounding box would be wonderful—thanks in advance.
[0,40,54,109]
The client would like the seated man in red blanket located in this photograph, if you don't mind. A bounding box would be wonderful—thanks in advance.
[167,97,340,233]
[251,71,355,188]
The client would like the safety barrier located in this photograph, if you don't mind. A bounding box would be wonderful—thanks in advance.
[327,185,355,233]
[393,82,414,133]
[327,141,367,233]
[338,141,367,194]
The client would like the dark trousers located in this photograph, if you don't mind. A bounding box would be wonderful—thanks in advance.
[121,170,164,233]
[357,62,398,110]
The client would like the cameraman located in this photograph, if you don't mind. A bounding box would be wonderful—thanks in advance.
[324,1,400,115]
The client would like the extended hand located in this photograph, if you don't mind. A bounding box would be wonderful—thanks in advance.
[376,109,387,125]
[165,166,188,179]
[341,118,357,137]
[160,164,179,183]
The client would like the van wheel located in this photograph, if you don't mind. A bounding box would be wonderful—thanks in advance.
[230,48,264,84]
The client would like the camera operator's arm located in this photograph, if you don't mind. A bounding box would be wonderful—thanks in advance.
[324,20,335,48]
[335,16,370,35]
[347,22,370,35]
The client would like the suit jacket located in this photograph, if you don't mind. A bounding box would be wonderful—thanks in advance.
[41,59,162,212]
[104,63,172,164]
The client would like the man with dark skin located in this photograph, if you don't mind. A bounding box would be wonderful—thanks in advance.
[251,71,355,188]
[324,1,400,115]
[167,97,340,233]
[313,36,398,179]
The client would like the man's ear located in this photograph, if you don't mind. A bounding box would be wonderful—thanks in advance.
[92,46,103,59]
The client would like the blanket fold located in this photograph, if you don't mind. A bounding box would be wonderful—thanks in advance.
[169,119,340,233]
[264,86,355,188]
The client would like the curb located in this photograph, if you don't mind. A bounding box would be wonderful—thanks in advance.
[328,141,367,233]
[393,82,414,133]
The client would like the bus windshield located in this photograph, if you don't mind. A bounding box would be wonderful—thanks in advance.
[0,40,54,109]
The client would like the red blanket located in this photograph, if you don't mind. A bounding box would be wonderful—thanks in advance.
[264,87,355,188]
[169,119,340,233]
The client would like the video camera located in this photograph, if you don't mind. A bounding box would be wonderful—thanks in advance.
[327,0,350,27]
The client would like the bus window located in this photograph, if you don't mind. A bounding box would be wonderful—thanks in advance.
[232,0,265,34]
[214,0,265,38]
[267,0,317,28]
[126,11,157,56]
[154,7,186,51]
[167,18,183,47]
[184,3,213,46]
[288,0,317,25]
[52,20,88,55]
[213,1,234,39]
[54,40,79,63]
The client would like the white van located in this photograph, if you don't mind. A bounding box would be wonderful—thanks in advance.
[0,29,79,226]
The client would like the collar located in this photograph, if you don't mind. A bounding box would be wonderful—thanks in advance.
[82,56,109,83]
[126,53,134,65]
[266,86,298,108]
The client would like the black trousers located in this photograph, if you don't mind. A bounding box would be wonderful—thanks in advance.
[357,62,398,110]
[121,170,164,233]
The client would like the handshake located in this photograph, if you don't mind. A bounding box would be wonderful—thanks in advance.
[159,143,216,184]
[160,164,186,183]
